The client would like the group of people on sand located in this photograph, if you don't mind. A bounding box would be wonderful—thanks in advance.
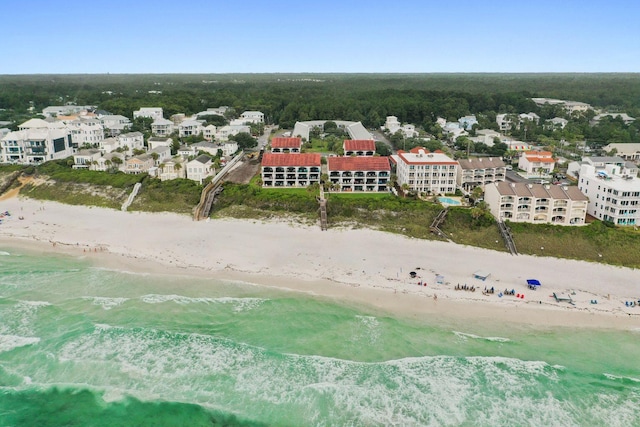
[454,283,476,292]
[482,286,495,295]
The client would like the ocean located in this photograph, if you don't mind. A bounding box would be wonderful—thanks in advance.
[0,247,639,427]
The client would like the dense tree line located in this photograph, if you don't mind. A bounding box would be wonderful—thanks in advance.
[1,73,640,144]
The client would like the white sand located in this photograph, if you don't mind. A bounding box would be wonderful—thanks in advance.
[1,196,640,329]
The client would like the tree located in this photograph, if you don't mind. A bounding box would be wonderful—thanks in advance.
[401,183,410,198]
[230,132,257,150]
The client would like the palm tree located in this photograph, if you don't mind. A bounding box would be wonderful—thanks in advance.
[401,183,410,198]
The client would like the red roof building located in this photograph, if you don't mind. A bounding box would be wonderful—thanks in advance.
[261,153,321,188]
[327,156,390,192]
[270,137,302,153]
[343,139,376,156]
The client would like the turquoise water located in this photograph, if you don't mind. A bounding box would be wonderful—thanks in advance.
[438,197,461,206]
[1,248,639,426]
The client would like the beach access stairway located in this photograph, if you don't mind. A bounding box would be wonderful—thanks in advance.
[194,152,244,221]
[430,208,449,239]
[121,182,142,212]
[317,186,328,231]
[497,220,518,255]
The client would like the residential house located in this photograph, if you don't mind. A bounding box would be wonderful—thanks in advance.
[458,115,478,130]
[42,105,96,118]
[496,114,513,132]
[68,118,104,147]
[191,141,222,157]
[545,117,568,130]
[93,152,125,172]
[518,112,540,125]
[578,164,640,226]
[133,107,164,121]
[186,154,213,184]
[590,113,636,126]
[178,120,204,138]
[485,181,588,225]
[1,118,73,164]
[216,124,250,141]
[148,137,173,151]
[271,137,302,153]
[531,98,592,114]
[117,132,145,154]
[100,115,131,136]
[470,129,501,147]
[457,157,507,191]
[72,149,102,169]
[518,151,555,178]
[177,145,197,159]
[261,153,321,188]
[602,143,640,161]
[221,141,238,157]
[239,111,264,124]
[149,146,171,165]
[195,107,229,118]
[158,157,186,181]
[390,148,458,195]
[203,125,217,141]
[343,139,375,156]
[327,156,390,192]
[125,154,154,174]
[382,116,418,138]
[151,118,175,137]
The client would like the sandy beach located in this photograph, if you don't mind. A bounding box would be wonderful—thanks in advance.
[1,195,640,330]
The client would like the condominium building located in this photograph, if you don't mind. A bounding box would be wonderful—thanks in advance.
[261,153,321,188]
[68,118,104,146]
[485,182,588,225]
[327,156,390,192]
[1,118,73,164]
[391,148,458,195]
[456,157,506,191]
[271,137,302,153]
[578,164,640,226]
[343,139,375,156]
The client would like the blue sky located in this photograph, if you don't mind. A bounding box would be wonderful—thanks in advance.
[3,0,639,74]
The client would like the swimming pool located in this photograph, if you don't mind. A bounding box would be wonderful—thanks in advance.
[438,197,461,206]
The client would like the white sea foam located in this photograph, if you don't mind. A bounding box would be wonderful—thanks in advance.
[90,266,151,276]
[17,300,51,308]
[0,251,11,256]
[453,331,511,343]
[140,294,266,312]
[0,334,40,353]
[83,296,129,310]
[604,373,640,383]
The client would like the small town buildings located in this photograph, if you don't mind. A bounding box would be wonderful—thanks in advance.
[149,146,171,164]
[518,151,555,178]
[382,116,418,138]
[271,137,302,153]
[578,164,640,226]
[191,141,222,157]
[151,118,175,137]
[292,120,372,141]
[496,114,513,132]
[100,115,131,136]
[239,111,264,124]
[93,152,125,172]
[133,107,164,121]
[545,117,568,130]
[220,141,238,157]
[391,148,458,195]
[125,154,154,174]
[602,143,640,161]
[343,139,375,156]
[531,98,592,114]
[178,120,203,138]
[566,156,637,179]
[456,157,507,191]
[177,145,197,159]
[147,137,173,151]
[186,154,213,184]
[42,105,96,118]
[518,112,540,125]
[216,124,250,141]
[261,153,321,188]
[485,181,588,225]
[118,132,145,154]
[195,107,229,118]
[327,156,390,192]
[1,119,73,164]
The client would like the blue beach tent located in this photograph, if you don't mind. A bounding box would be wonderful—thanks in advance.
[526,279,541,287]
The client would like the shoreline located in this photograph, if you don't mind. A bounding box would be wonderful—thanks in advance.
[1,197,640,330]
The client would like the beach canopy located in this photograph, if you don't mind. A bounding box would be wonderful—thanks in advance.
[472,270,491,281]
[526,279,541,287]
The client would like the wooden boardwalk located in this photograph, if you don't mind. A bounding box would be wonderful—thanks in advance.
[497,220,518,255]
[318,186,328,231]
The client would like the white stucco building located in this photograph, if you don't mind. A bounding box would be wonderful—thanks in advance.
[133,107,164,121]
[578,164,640,226]
[391,147,458,195]
[1,119,73,164]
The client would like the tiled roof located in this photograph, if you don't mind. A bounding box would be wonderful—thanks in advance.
[526,156,555,163]
[458,157,506,170]
[344,139,375,151]
[271,137,302,148]
[328,156,390,171]
[524,150,552,157]
[261,153,321,167]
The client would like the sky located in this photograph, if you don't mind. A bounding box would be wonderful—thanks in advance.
[2,0,639,74]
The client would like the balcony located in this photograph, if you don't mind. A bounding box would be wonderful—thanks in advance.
[501,196,515,203]
[310,167,320,173]
[286,174,296,179]
[263,167,273,172]
[354,172,364,177]
[500,203,514,210]
[330,172,340,177]
[342,172,353,177]
[287,167,296,173]
[366,172,376,177]
[275,174,284,179]
[554,200,568,207]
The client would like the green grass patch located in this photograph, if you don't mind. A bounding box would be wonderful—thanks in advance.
[508,220,640,268]
[19,182,127,209]
[128,178,203,214]
[440,208,506,252]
